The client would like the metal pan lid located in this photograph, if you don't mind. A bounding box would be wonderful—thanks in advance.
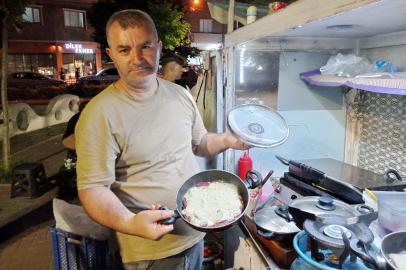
[227,104,289,148]
[254,206,300,234]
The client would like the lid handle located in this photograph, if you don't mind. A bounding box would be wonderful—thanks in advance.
[316,196,336,211]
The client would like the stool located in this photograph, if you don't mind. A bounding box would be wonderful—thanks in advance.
[10,163,47,198]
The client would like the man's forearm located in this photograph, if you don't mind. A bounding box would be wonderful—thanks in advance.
[78,186,136,235]
[193,132,250,157]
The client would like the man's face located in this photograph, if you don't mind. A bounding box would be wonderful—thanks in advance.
[106,21,162,89]
[174,63,183,80]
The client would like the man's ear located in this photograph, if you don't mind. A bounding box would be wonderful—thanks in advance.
[170,62,176,71]
[158,40,163,57]
[106,47,113,60]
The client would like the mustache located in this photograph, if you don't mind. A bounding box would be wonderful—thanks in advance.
[131,62,153,70]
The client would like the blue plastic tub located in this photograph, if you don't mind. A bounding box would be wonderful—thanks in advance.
[49,224,110,270]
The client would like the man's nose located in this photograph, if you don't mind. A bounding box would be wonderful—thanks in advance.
[130,49,144,63]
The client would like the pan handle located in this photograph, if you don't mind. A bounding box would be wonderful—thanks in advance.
[158,206,180,225]
[244,170,262,189]
[257,229,276,240]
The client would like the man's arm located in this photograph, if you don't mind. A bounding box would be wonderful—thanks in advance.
[192,132,250,157]
[78,186,175,240]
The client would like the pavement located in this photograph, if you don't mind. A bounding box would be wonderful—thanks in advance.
[0,121,72,270]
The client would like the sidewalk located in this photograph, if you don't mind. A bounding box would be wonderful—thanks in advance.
[0,122,72,270]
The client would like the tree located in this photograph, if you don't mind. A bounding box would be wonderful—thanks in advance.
[87,0,199,59]
[0,0,34,169]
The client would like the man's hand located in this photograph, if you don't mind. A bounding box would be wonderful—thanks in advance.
[130,206,175,240]
[224,132,252,150]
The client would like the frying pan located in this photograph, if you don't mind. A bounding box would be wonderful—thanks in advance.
[381,231,406,270]
[158,169,262,232]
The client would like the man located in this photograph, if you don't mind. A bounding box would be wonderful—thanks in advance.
[160,52,188,89]
[75,9,250,270]
[62,99,86,150]
[75,68,80,80]
[60,68,66,81]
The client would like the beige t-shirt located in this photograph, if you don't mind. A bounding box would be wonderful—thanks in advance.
[75,78,207,263]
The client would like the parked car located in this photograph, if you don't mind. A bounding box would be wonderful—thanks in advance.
[7,72,67,89]
[77,67,120,85]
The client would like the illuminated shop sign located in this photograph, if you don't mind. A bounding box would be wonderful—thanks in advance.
[65,43,94,54]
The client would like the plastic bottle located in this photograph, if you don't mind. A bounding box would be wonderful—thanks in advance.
[247,6,258,24]
[238,151,253,180]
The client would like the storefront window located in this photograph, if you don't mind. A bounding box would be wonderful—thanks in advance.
[62,53,96,79]
[7,54,55,77]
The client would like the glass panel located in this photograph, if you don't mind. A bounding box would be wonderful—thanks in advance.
[235,50,280,110]
[8,55,14,60]
[64,11,70,27]
[83,54,96,75]
[79,13,84,28]
[14,54,23,61]
[208,20,213,32]
[33,8,40,23]
[23,7,33,22]
[70,11,78,27]
[200,20,204,32]
[37,54,46,61]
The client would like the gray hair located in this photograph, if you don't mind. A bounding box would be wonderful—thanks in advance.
[106,9,158,47]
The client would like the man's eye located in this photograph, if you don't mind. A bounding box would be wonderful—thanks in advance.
[143,46,151,49]
[120,49,128,53]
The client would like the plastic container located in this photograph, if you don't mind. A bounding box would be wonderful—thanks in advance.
[374,191,406,237]
[49,224,110,270]
[238,151,252,180]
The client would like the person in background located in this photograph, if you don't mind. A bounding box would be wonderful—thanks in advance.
[62,99,86,151]
[60,68,66,81]
[75,9,250,270]
[160,52,188,89]
[75,68,80,80]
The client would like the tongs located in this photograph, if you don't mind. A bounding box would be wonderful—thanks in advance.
[251,170,274,215]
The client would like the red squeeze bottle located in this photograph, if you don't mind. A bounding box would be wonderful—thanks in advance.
[238,151,253,180]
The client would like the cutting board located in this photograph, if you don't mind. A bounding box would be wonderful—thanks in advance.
[243,213,297,268]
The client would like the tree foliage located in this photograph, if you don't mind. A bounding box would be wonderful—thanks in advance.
[88,0,196,54]
[0,0,33,46]
[1,0,34,168]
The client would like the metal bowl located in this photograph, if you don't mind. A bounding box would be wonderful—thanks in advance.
[381,230,406,270]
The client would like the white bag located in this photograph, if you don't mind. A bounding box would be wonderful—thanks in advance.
[53,198,109,240]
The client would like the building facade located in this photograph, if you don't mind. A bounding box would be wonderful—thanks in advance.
[6,0,102,79]
[183,0,225,63]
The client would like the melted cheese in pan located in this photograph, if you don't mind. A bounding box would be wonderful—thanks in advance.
[181,181,243,227]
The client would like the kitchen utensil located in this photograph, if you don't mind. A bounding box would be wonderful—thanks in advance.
[251,170,274,215]
[275,196,368,229]
[254,205,300,241]
[227,104,289,148]
[374,191,406,237]
[158,169,262,232]
[381,231,406,270]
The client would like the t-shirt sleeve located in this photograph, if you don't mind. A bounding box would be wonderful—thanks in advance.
[75,107,120,190]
